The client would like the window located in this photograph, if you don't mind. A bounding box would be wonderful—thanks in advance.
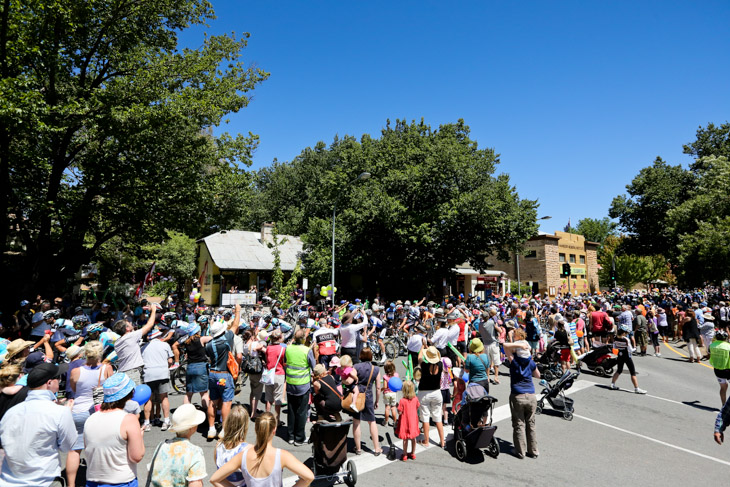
[569,254,576,263]
[580,255,586,264]
[525,250,537,259]
[559,253,566,262]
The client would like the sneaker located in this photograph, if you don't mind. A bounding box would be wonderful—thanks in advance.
[218,429,225,439]
[609,383,618,390]
[161,421,171,432]
[635,388,647,394]
[142,423,151,432]
[207,428,217,439]
[655,353,661,357]
[169,363,180,371]
[288,439,295,445]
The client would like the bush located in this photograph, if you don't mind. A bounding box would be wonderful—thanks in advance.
[147,279,176,297]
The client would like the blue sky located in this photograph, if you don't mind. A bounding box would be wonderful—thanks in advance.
[179,1,730,232]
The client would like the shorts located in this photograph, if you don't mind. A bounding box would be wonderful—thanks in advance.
[528,341,539,351]
[441,388,451,405]
[378,328,388,340]
[186,362,209,393]
[86,480,139,487]
[457,341,467,355]
[145,378,172,396]
[249,373,264,399]
[265,374,285,405]
[636,330,648,348]
[559,349,571,362]
[208,370,235,402]
[417,389,443,423]
[714,368,730,384]
[72,409,90,450]
[123,366,143,386]
[383,391,397,407]
[486,342,501,367]
[592,329,606,338]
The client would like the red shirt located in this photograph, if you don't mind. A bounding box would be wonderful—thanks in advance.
[265,344,286,375]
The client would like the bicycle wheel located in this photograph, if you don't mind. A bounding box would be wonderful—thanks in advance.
[384,341,398,360]
[171,364,187,394]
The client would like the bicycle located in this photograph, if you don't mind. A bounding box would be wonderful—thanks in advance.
[384,327,409,360]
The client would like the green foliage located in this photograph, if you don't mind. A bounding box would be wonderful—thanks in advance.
[609,157,696,257]
[247,118,539,296]
[282,259,303,307]
[147,279,176,297]
[598,253,668,290]
[156,231,197,284]
[267,225,288,304]
[683,122,730,172]
[0,0,267,299]
[669,156,730,284]
[568,218,617,245]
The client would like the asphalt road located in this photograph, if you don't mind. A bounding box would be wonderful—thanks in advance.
[69,339,729,486]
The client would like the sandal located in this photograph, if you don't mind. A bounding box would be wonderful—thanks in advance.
[354,449,362,456]
[373,449,383,456]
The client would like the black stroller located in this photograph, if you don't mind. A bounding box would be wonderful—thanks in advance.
[535,340,564,381]
[535,369,579,421]
[452,383,500,461]
[309,420,357,486]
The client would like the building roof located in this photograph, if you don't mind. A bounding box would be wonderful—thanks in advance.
[198,230,304,271]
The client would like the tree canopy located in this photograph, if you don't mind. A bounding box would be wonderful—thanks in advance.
[569,217,617,246]
[0,0,267,303]
[245,118,539,296]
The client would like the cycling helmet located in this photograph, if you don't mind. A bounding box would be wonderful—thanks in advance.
[181,323,201,337]
[404,300,411,306]
[715,330,729,341]
[263,313,272,321]
[297,311,308,321]
[270,317,279,326]
[86,323,105,334]
[197,315,210,325]
[43,309,60,320]
[72,315,89,325]
[252,311,262,319]
[365,309,373,316]
[395,305,403,311]
[163,312,177,322]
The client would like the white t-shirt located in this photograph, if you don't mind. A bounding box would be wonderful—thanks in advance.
[432,328,450,349]
[115,329,145,372]
[233,334,244,356]
[407,334,425,352]
[340,320,367,348]
[447,324,460,345]
[142,339,173,382]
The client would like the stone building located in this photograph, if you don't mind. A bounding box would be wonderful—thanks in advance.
[486,231,599,296]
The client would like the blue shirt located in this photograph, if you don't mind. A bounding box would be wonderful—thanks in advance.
[509,355,537,395]
[0,390,76,486]
[464,353,490,383]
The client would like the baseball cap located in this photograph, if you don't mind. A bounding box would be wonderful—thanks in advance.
[27,363,61,388]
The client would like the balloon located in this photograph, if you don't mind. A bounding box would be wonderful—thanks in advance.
[327,290,333,297]
[320,289,328,297]
[333,287,337,293]
[132,384,152,406]
[194,297,199,303]
[462,373,469,383]
[194,293,201,300]
[388,377,403,392]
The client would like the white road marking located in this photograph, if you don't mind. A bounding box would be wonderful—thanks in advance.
[283,379,595,486]
[573,413,730,467]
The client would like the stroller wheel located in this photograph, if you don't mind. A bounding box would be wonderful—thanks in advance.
[544,370,553,381]
[345,460,357,486]
[485,436,500,458]
[535,404,542,415]
[563,411,573,421]
[455,439,467,461]
[594,366,606,377]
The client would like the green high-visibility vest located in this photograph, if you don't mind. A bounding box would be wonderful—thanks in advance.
[710,340,730,370]
[285,344,311,386]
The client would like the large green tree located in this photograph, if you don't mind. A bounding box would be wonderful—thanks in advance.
[609,157,696,256]
[683,122,730,172]
[569,217,617,246]
[247,119,539,296]
[0,0,267,302]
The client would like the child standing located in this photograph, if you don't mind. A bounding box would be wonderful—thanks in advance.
[382,360,399,427]
[214,404,250,487]
[440,357,453,424]
[336,355,360,412]
[395,380,420,461]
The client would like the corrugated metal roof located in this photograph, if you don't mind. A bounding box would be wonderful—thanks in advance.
[200,230,304,271]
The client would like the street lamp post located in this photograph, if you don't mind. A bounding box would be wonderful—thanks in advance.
[515,215,552,296]
[331,172,370,303]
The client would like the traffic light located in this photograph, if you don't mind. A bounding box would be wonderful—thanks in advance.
[561,263,571,277]
[609,268,616,283]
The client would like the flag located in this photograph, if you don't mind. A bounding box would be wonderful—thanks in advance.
[198,261,208,287]
[564,218,571,232]
[135,262,156,299]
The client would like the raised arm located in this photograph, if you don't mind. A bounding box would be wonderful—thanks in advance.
[139,306,157,336]
[229,304,241,332]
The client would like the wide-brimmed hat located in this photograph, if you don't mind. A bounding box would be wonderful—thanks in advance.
[103,372,135,403]
[329,356,341,368]
[446,311,461,321]
[170,404,206,433]
[469,338,485,354]
[703,313,715,321]
[66,344,84,360]
[210,320,227,338]
[257,329,270,341]
[423,346,441,364]
[5,339,34,361]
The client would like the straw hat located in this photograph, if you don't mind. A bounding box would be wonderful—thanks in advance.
[65,344,84,360]
[170,403,206,433]
[423,346,441,364]
[257,329,270,341]
[5,339,34,361]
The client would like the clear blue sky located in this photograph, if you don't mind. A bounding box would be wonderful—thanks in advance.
[179,1,730,232]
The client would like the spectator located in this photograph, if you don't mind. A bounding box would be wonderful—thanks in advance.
[210,412,314,487]
[285,330,315,446]
[148,403,208,487]
[205,306,241,439]
[141,328,174,432]
[84,372,145,487]
[0,363,75,486]
[417,346,445,449]
[264,329,286,425]
[67,341,112,487]
[214,404,250,487]
[351,347,382,455]
[113,304,157,385]
[504,333,540,459]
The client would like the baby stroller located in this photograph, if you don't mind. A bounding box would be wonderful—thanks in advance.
[452,382,500,461]
[309,420,357,486]
[536,341,563,381]
[577,344,617,377]
[535,369,579,421]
